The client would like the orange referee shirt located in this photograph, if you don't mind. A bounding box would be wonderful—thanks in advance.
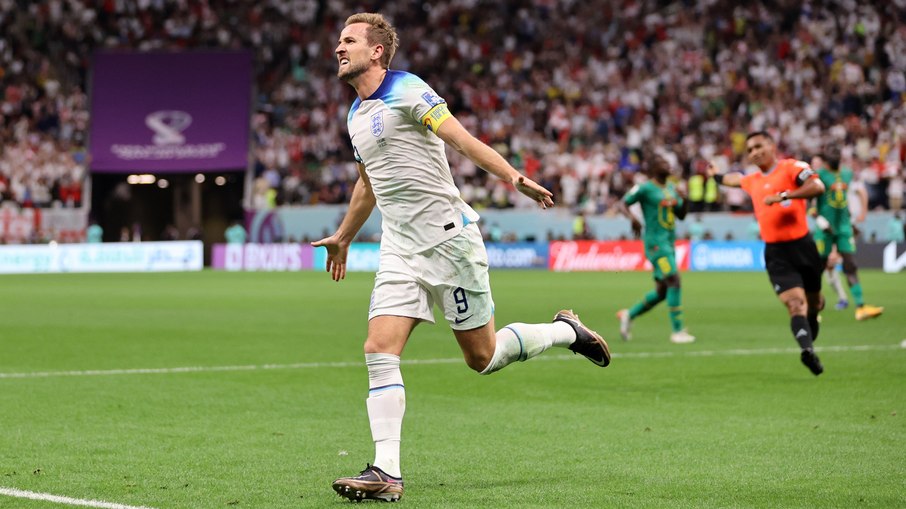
[740,159,818,243]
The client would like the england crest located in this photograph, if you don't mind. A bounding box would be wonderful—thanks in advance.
[370,112,384,137]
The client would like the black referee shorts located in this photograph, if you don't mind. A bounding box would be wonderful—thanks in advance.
[764,234,823,294]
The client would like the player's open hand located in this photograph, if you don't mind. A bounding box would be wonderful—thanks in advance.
[514,175,554,209]
[631,218,643,238]
[311,234,349,281]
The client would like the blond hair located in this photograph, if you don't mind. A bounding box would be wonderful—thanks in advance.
[345,13,399,68]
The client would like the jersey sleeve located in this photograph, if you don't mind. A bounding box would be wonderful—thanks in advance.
[739,173,753,193]
[398,74,452,133]
[346,99,363,163]
[623,183,643,205]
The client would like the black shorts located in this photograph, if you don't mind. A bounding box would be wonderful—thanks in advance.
[764,234,823,294]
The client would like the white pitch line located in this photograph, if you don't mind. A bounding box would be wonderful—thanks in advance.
[0,344,900,380]
[0,487,157,509]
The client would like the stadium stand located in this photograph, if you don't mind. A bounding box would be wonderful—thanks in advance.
[0,1,903,241]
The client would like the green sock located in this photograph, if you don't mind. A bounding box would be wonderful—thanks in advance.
[667,286,683,332]
[849,282,864,307]
[629,290,662,319]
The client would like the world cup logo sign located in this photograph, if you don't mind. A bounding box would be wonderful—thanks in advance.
[145,110,193,145]
[112,109,223,161]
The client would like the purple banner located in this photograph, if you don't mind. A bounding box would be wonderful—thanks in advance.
[211,243,314,271]
[89,51,252,172]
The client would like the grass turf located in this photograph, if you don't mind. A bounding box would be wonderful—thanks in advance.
[0,270,903,508]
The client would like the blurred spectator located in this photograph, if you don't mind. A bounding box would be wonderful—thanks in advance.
[888,170,904,212]
[0,0,903,218]
[687,214,705,241]
[886,212,905,243]
[703,176,721,212]
[746,218,761,241]
[225,221,248,244]
[687,172,705,212]
[186,225,203,241]
[161,224,180,241]
[485,222,503,243]
[85,220,102,243]
[572,210,591,240]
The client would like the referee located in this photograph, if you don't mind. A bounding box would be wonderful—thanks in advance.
[708,131,827,375]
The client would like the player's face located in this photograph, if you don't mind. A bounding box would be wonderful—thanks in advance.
[811,156,825,170]
[745,135,775,169]
[650,156,671,179]
[335,23,374,81]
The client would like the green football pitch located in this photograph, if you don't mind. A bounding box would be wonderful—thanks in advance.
[1,270,903,508]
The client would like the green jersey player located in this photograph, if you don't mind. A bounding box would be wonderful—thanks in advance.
[616,152,695,344]
[812,154,883,321]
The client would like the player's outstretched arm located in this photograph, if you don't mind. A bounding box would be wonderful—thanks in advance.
[764,176,825,205]
[674,182,690,221]
[435,116,554,209]
[311,164,376,282]
[707,162,743,187]
[854,184,868,223]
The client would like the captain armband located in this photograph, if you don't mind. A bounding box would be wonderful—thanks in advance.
[421,103,452,133]
[795,168,816,186]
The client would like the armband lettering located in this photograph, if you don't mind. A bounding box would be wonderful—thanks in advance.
[795,168,815,186]
[421,103,452,133]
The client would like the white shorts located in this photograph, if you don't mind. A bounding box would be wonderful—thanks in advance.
[369,223,494,330]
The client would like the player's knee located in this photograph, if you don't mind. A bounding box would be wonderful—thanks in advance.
[363,338,379,354]
[364,336,394,354]
[784,297,807,315]
[655,281,668,299]
[842,258,858,274]
[663,274,680,288]
[466,351,493,373]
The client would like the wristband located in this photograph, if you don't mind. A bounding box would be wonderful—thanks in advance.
[713,174,724,185]
[779,190,789,200]
[815,215,831,231]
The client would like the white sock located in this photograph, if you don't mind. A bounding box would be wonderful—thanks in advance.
[826,268,846,301]
[365,353,404,478]
[480,322,576,374]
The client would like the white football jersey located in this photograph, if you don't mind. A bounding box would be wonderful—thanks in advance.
[347,70,479,254]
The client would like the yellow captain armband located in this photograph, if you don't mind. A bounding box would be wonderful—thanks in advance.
[421,103,452,132]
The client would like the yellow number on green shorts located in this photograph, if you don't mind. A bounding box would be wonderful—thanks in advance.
[657,257,672,274]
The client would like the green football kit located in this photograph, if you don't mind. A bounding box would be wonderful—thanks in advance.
[621,179,688,336]
[623,180,682,279]
[814,167,856,255]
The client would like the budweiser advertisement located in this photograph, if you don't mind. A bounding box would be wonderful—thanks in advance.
[549,240,690,272]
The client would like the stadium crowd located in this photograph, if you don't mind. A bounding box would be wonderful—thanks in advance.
[1,0,904,219]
